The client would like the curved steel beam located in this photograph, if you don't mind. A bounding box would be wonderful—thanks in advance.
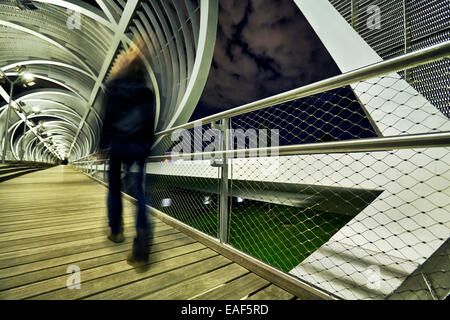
[13,89,103,126]
[141,2,176,131]
[67,0,141,158]
[1,60,97,81]
[32,0,114,30]
[163,0,218,130]
[0,20,96,76]
[94,0,119,26]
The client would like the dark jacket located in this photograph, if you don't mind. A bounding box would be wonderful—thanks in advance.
[99,76,155,155]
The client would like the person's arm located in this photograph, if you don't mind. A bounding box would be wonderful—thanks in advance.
[143,88,156,155]
[97,85,113,151]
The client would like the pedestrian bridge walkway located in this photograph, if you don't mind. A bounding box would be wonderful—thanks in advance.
[0,166,297,300]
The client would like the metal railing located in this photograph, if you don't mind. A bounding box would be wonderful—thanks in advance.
[73,154,108,182]
[153,40,450,138]
[73,40,450,300]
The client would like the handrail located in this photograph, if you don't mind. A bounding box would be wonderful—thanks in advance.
[146,131,450,162]
[154,40,450,139]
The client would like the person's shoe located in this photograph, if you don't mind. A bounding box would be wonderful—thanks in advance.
[126,229,150,266]
[126,252,148,267]
[107,231,125,243]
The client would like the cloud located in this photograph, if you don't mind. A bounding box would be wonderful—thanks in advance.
[194,0,340,120]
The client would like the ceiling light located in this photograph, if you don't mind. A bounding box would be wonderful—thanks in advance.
[16,65,26,74]
[22,72,34,81]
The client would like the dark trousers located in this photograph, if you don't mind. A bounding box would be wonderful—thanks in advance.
[107,139,150,240]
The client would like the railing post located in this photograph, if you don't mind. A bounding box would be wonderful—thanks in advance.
[103,160,107,181]
[218,118,230,243]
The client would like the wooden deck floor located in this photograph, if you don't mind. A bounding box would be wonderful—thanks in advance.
[0,165,296,300]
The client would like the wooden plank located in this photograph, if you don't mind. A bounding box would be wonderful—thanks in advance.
[192,273,270,300]
[0,232,189,279]
[0,215,112,233]
[0,168,42,182]
[0,221,163,254]
[0,224,126,254]
[0,236,197,291]
[0,165,303,301]
[1,244,210,300]
[0,211,158,241]
[247,284,296,300]
[0,166,36,174]
[85,255,233,300]
[0,223,172,259]
[0,204,109,217]
[150,206,330,300]
[0,203,155,222]
[138,263,250,300]
[0,206,116,222]
[0,216,163,233]
[0,225,177,268]
[29,248,217,300]
[0,220,122,242]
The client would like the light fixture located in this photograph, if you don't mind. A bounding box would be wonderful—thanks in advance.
[236,197,245,203]
[32,106,40,113]
[203,196,212,205]
[16,65,26,75]
[22,72,34,81]
[161,198,172,207]
[22,81,36,88]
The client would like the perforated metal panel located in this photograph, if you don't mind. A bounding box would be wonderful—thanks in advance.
[329,0,450,117]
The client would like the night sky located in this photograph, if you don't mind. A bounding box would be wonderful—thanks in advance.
[191,0,341,121]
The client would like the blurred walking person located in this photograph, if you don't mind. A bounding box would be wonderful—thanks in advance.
[99,41,155,265]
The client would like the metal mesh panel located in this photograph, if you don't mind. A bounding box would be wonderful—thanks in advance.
[387,238,449,300]
[147,159,221,238]
[409,0,449,40]
[227,163,366,272]
[329,0,352,24]
[409,32,450,118]
[228,146,449,299]
[152,121,219,159]
[145,53,450,299]
[351,69,450,136]
[71,3,450,298]
[229,86,378,147]
[284,147,449,300]
[329,0,450,118]
[228,64,449,145]
[215,62,449,298]
[356,0,405,55]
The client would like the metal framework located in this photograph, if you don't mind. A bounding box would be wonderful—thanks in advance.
[74,38,450,300]
[2,0,448,300]
[0,0,218,162]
